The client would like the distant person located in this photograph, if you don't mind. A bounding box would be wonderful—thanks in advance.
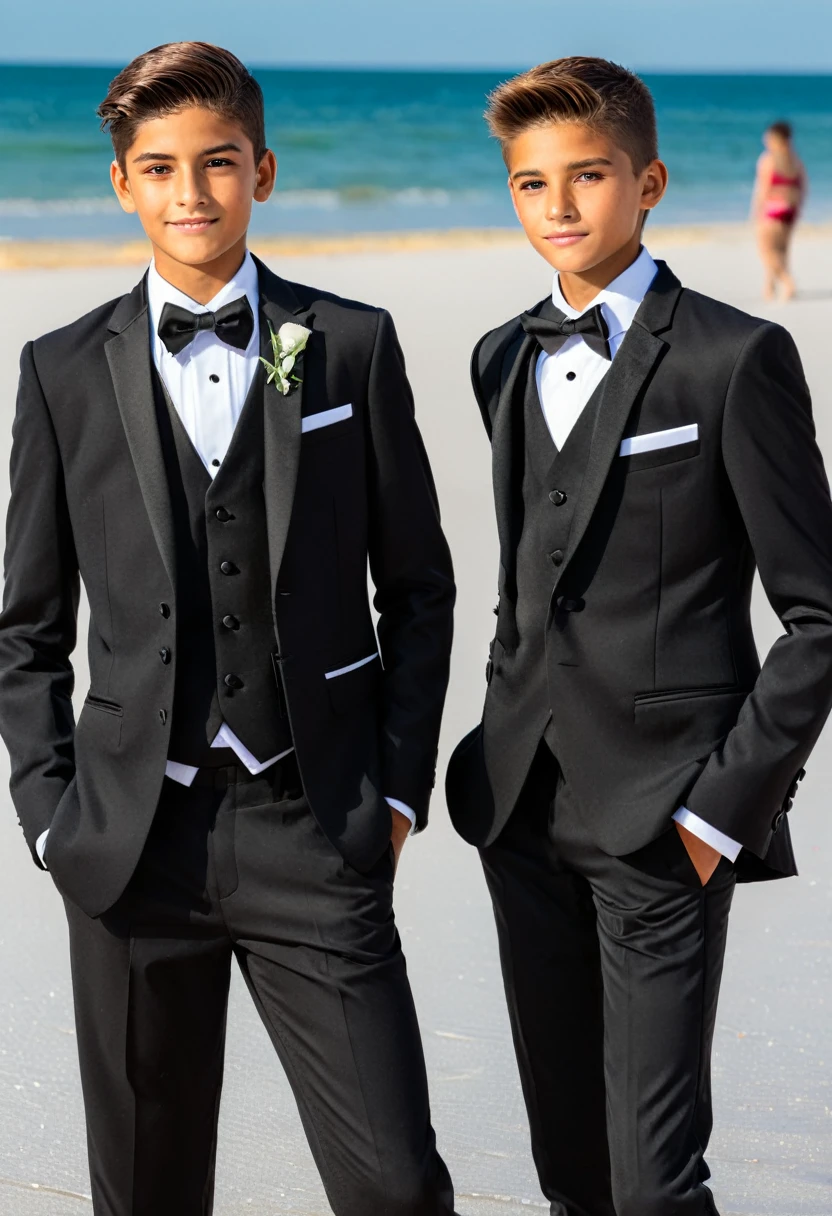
[753,120,806,300]
[446,56,832,1216]
[0,40,458,1216]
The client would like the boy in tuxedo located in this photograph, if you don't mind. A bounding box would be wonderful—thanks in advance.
[446,56,832,1216]
[0,41,458,1216]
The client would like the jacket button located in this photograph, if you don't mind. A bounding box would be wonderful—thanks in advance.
[215,507,231,522]
[224,673,244,690]
[220,561,237,575]
[159,709,167,724]
[159,602,171,618]
[550,549,564,567]
[159,647,171,664]
[222,614,240,630]
[549,490,567,506]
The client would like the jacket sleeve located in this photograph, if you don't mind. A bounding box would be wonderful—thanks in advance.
[685,322,832,856]
[0,342,80,866]
[365,309,455,830]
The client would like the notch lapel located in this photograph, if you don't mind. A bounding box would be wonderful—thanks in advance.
[254,257,313,597]
[551,261,683,596]
[491,330,536,599]
[105,277,177,591]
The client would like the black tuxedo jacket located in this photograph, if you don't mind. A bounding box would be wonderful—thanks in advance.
[447,261,832,880]
[0,257,454,916]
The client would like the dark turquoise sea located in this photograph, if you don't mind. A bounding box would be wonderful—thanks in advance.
[1,65,831,241]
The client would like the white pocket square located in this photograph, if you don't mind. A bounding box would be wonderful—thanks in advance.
[302,404,353,434]
[619,424,699,457]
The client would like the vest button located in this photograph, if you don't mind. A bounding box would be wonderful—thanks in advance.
[222,614,240,630]
[549,490,567,506]
[159,647,171,664]
[224,673,244,690]
[220,561,237,575]
[215,507,231,522]
[550,549,564,567]
[159,602,171,618]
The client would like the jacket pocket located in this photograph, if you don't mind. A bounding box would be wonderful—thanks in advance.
[84,693,124,717]
[634,684,744,708]
[633,687,749,756]
[622,439,700,473]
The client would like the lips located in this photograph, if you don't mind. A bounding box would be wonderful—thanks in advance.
[167,218,218,232]
[544,232,587,247]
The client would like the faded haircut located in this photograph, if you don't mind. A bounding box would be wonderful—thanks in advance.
[98,41,266,166]
[486,57,659,174]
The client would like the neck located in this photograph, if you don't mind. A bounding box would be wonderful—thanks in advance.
[151,235,249,305]
[557,231,643,313]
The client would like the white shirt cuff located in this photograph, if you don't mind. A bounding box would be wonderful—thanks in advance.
[673,806,742,863]
[165,759,200,787]
[35,829,49,868]
[386,798,417,835]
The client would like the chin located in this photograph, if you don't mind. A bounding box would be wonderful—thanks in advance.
[162,239,231,267]
[538,242,598,275]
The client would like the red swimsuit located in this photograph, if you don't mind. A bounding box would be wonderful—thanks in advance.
[765,170,801,225]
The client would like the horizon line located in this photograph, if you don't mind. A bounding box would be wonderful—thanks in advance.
[2,59,832,76]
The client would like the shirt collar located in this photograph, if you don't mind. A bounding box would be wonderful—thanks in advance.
[550,246,658,342]
[147,249,260,354]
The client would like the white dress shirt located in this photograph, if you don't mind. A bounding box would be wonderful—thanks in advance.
[536,246,741,864]
[34,253,413,867]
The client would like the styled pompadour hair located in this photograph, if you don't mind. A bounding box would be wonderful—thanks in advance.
[486,57,659,174]
[98,41,266,166]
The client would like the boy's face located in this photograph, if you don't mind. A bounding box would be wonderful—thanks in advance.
[111,106,276,274]
[506,123,667,277]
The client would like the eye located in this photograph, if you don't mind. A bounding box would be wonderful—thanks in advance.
[519,179,546,191]
[206,157,234,168]
[576,172,603,183]
[146,165,171,175]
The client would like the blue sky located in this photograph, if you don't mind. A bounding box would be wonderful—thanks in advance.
[4,0,831,70]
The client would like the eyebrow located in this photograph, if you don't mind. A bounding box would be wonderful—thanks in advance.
[511,157,614,180]
[566,157,613,171]
[132,142,243,164]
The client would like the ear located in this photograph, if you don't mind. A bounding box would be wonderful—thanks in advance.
[640,158,668,215]
[254,149,277,203]
[507,175,522,222]
[110,160,137,215]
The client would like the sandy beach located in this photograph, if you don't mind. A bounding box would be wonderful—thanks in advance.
[0,227,830,1215]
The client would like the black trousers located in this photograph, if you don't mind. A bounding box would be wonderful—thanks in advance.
[480,743,735,1216]
[63,759,456,1216]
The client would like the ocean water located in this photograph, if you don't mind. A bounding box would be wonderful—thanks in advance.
[1,65,832,241]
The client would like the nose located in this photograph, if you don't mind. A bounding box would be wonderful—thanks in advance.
[546,184,575,221]
[176,166,207,210]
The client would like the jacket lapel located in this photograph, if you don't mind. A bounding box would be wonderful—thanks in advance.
[105,276,177,592]
[551,261,683,595]
[491,329,536,598]
[253,256,314,597]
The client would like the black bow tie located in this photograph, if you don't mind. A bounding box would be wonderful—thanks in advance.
[157,296,255,356]
[520,301,611,361]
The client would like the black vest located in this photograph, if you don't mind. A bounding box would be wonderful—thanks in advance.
[154,371,292,766]
[512,354,600,740]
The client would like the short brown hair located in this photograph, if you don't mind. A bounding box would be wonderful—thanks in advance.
[98,41,266,166]
[768,120,793,142]
[486,57,658,173]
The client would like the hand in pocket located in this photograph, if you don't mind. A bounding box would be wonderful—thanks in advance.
[675,822,722,886]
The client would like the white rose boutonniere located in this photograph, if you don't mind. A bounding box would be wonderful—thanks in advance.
[260,321,312,396]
